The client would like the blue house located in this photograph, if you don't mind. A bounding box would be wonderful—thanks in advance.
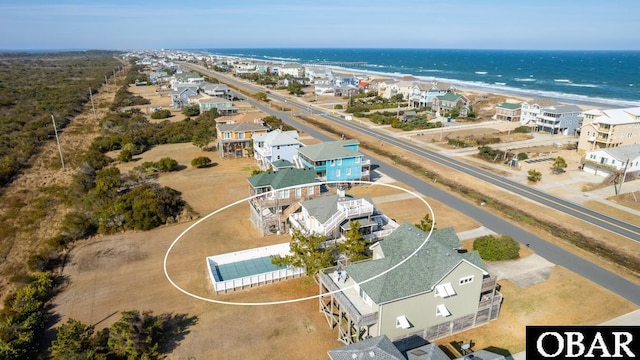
[295,140,370,182]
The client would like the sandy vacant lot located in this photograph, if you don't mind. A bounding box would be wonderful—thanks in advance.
[51,142,638,359]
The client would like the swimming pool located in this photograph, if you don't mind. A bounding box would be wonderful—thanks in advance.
[206,243,305,293]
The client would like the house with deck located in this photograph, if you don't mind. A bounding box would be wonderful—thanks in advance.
[534,104,582,135]
[577,106,640,154]
[216,121,269,158]
[248,168,321,235]
[520,98,560,126]
[582,144,640,178]
[409,80,455,108]
[495,102,522,122]
[288,192,399,242]
[170,86,198,109]
[253,129,304,170]
[198,96,237,115]
[433,92,470,118]
[318,223,502,345]
[294,139,370,182]
[200,83,231,98]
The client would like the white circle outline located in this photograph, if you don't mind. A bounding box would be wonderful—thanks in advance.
[163,180,434,306]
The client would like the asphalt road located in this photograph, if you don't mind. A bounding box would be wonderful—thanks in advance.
[185,64,640,306]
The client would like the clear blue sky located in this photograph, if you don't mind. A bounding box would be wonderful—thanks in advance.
[1,0,639,51]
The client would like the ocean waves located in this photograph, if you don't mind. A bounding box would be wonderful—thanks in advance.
[202,48,640,106]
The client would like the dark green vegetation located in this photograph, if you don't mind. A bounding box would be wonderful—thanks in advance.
[0,58,208,359]
[272,223,372,276]
[527,169,543,182]
[473,235,520,261]
[346,95,406,114]
[0,51,122,188]
[414,213,436,232]
[150,109,171,119]
[191,156,213,168]
[296,114,640,276]
[50,311,196,360]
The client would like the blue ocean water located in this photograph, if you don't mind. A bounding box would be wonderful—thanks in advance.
[197,48,640,107]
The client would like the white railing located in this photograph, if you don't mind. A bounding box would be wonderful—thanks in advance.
[211,267,304,294]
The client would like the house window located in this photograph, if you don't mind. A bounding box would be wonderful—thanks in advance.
[278,190,289,199]
[355,157,360,163]
[346,168,351,176]
[295,187,302,197]
[459,275,474,285]
[396,315,411,329]
[434,282,456,298]
[611,159,616,165]
[337,159,342,166]
[224,132,230,139]
[330,160,335,166]
[238,132,245,139]
[436,304,451,317]
[277,146,280,150]
[308,186,314,195]
[336,169,341,178]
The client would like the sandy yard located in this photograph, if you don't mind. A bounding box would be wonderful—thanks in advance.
[48,69,640,359]
[52,140,638,359]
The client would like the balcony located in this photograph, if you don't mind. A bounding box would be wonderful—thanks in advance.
[319,269,378,327]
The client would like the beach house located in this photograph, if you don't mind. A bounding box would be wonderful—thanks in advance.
[534,104,582,135]
[433,92,470,118]
[577,106,640,153]
[582,144,640,179]
[252,129,304,170]
[294,139,370,182]
[216,120,269,159]
[288,191,399,242]
[197,97,237,116]
[318,223,502,345]
[494,102,522,122]
[520,98,560,126]
[409,80,455,108]
[247,168,321,235]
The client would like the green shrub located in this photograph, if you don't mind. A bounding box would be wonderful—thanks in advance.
[156,157,178,172]
[527,169,542,182]
[473,235,520,261]
[517,152,529,160]
[182,105,200,117]
[150,109,171,119]
[334,104,343,109]
[191,156,212,168]
[514,126,532,133]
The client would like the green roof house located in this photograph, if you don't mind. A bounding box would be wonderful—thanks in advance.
[247,168,321,235]
[319,223,502,344]
[495,102,522,122]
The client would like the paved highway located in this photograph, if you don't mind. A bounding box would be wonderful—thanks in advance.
[184,64,640,305]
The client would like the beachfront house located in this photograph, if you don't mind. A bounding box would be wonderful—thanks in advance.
[318,223,502,345]
[409,81,455,108]
[294,139,371,182]
[494,102,522,122]
[577,106,640,153]
[534,104,582,135]
[252,129,304,170]
[582,144,640,178]
[288,191,399,242]
[278,63,305,78]
[433,92,470,118]
[248,168,321,235]
[520,98,560,126]
[216,121,269,159]
[314,83,336,96]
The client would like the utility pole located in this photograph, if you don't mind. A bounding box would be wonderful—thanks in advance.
[618,158,630,194]
[51,115,65,169]
[89,87,97,121]
[105,75,110,93]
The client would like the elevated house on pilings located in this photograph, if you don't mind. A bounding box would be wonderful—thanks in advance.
[247,168,322,236]
[319,223,502,345]
[288,191,399,243]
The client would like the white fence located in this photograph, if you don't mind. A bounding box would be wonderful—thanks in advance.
[206,242,304,294]
[209,266,304,294]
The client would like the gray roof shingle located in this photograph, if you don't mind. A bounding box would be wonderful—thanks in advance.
[345,223,487,305]
[247,168,318,190]
[328,335,405,360]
